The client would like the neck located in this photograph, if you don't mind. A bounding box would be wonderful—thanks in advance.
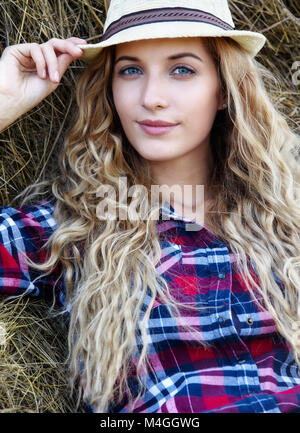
[149,140,214,212]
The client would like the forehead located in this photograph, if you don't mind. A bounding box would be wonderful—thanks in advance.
[114,37,210,57]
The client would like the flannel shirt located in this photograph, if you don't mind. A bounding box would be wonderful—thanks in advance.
[1,199,300,413]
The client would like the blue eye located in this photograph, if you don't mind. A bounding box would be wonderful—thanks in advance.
[172,66,195,75]
[119,67,142,76]
[118,65,195,77]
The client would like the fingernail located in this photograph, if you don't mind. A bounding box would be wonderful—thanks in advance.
[54,71,60,83]
[42,68,46,78]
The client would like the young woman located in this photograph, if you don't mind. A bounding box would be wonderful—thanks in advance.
[0,0,299,413]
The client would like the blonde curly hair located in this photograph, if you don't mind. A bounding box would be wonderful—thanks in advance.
[15,36,300,412]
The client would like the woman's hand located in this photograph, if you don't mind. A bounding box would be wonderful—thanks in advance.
[0,37,87,130]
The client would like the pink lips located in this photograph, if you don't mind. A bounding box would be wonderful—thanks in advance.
[138,119,179,136]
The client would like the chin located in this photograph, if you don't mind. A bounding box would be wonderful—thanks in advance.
[133,144,182,160]
[138,150,179,162]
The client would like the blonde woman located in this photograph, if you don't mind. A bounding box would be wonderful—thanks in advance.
[0,0,300,414]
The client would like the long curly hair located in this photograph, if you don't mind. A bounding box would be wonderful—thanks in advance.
[14,36,300,412]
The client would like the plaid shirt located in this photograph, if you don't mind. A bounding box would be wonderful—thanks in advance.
[1,200,300,413]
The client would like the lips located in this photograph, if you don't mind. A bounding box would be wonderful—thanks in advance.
[137,119,179,136]
[138,119,178,127]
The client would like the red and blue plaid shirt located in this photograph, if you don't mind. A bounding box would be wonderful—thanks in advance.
[1,200,300,413]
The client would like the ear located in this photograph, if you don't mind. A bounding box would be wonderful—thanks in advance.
[217,93,227,111]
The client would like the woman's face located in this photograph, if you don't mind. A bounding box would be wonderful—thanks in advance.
[112,37,224,163]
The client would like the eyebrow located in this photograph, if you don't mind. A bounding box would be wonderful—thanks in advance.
[114,52,204,65]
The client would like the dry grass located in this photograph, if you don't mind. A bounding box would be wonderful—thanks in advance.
[0,294,85,412]
[0,0,299,412]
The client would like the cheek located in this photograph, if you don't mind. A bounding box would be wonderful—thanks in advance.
[184,82,219,123]
[192,80,219,108]
[112,81,138,143]
[112,81,124,119]
[180,87,220,144]
[112,80,137,123]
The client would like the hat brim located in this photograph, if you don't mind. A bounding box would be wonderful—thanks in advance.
[78,21,266,62]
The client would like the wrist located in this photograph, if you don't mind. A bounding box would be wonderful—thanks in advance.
[0,92,25,131]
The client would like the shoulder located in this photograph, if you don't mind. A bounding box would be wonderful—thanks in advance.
[0,198,62,300]
[0,199,57,238]
[0,199,58,255]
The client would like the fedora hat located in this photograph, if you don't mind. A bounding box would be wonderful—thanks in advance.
[78,0,267,62]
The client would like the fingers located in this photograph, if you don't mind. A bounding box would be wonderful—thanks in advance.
[65,37,88,44]
[41,38,86,83]
[1,38,87,84]
[30,43,47,79]
[41,43,61,82]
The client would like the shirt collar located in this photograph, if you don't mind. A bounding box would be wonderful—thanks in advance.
[159,200,205,232]
[158,200,223,246]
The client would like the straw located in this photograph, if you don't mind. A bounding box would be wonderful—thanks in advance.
[0,294,85,412]
[0,0,299,412]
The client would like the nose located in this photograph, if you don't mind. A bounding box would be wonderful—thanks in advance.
[140,73,168,111]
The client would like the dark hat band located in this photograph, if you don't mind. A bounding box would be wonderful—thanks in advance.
[101,7,234,42]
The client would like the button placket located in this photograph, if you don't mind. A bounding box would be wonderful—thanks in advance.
[217,315,226,325]
[207,244,233,342]
[215,271,229,332]
[247,317,254,326]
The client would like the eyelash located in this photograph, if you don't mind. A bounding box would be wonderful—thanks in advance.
[118,65,196,77]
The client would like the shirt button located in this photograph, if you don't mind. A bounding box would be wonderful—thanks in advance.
[218,273,226,280]
[217,316,226,325]
[246,317,253,325]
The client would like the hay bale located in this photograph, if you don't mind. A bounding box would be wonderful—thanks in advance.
[0,294,84,412]
[0,0,299,413]
[0,1,299,207]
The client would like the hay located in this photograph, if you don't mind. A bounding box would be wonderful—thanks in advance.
[0,0,299,413]
[0,294,84,412]
[0,0,299,206]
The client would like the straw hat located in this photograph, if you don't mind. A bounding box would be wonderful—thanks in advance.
[78,0,267,62]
